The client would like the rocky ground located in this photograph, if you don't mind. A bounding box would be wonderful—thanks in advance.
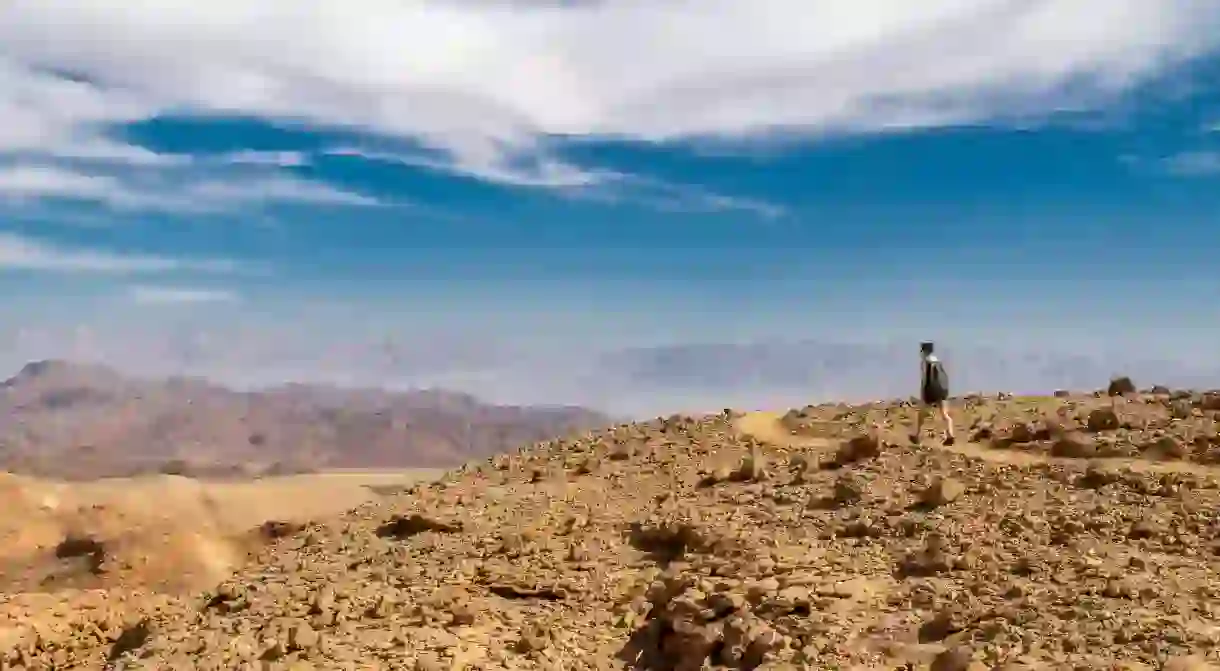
[5,383,1220,669]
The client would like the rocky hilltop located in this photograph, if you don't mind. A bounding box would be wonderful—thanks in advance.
[5,384,1220,669]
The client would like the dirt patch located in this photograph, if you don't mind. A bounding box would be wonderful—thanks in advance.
[0,469,442,595]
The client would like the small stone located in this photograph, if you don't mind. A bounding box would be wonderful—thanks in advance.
[449,602,478,626]
[414,652,447,671]
[1164,655,1216,671]
[1108,376,1137,396]
[288,622,319,650]
[1086,407,1120,432]
[836,433,881,463]
[1051,433,1096,458]
[931,646,976,671]
[920,477,965,507]
[833,474,865,505]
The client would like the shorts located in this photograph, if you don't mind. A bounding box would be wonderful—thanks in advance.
[921,385,948,406]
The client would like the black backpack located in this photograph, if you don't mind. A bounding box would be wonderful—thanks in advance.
[925,359,948,396]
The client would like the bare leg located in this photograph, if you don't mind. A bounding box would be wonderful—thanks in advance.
[939,401,956,443]
[912,404,928,444]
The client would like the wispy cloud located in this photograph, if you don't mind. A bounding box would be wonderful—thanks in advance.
[45,140,188,166]
[127,285,240,305]
[332,145,783,217]
[0,164,119,201]
[326,145,608,189]
[217,150,310,168]
[0,164,378,211]
[1,1,1217,188]
[580,176,787,219]
[182,175,378,207]
[1161,150,1220,175]
[0,232,246,274]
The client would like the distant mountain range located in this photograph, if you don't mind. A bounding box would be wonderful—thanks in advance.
[0,360,614,480]
[394,340,1220,416]
[1,339,1215,479]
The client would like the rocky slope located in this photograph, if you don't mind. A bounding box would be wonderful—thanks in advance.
[0,360,612,479]
[6,385,1220,669]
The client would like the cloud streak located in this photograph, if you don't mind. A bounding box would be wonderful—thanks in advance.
[0,233,247,274]
[1161,150,1220,175]
[0,164,378,211]
[127,285,240,305]
[331,145,783,216]
[1,1,1217,187]
[217,150,310,168]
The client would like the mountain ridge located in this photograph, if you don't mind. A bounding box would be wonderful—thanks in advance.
[0,359,614,480]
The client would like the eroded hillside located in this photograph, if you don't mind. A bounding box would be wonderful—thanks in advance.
[6,387,1220,669]
[0,360,611,479]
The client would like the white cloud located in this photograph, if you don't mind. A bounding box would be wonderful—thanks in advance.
[218,150,310,168]
[182,175,377,207]
[330,145,781,215]
[0,57,155,160]
[0,0,1217,186]
[0,164,377,211]
[1162,150,1220,175]
[127,285,240,304]
[0,164,186,209]
[44,139,187,166]
[0,165,118,200]
[0,232,245,274]
[588,177,787,219]
[327,146,608,189]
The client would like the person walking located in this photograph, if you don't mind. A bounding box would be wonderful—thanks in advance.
[913,341,956,446]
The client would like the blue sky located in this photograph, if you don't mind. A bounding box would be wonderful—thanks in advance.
[2,1,1220,415]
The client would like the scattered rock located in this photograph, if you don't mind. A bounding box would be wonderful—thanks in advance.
[731,447,768,482]
[1164,655,1216,671]
[931,646,979,671]
[835,433,881,464]
[833,473,866,505]
[1008,422,1036,444]
[7,387,1220,670]
[1079,462,1121,488]
[1170,399,1194,420]
[1144,435,1187,460]
[919,477,965,507]
[376,514,461,539]
[1050,432,1097,458]
[1108,376,1137,396]
[1086,407,1121,432]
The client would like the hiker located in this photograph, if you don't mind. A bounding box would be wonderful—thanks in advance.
[913,341,956,446]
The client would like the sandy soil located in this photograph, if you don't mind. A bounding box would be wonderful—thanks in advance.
[0,468,443,594]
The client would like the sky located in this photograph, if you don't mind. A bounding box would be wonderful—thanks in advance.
[2,0,1220,416]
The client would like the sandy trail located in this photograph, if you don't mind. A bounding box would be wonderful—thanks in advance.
[733,411,1220,476]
